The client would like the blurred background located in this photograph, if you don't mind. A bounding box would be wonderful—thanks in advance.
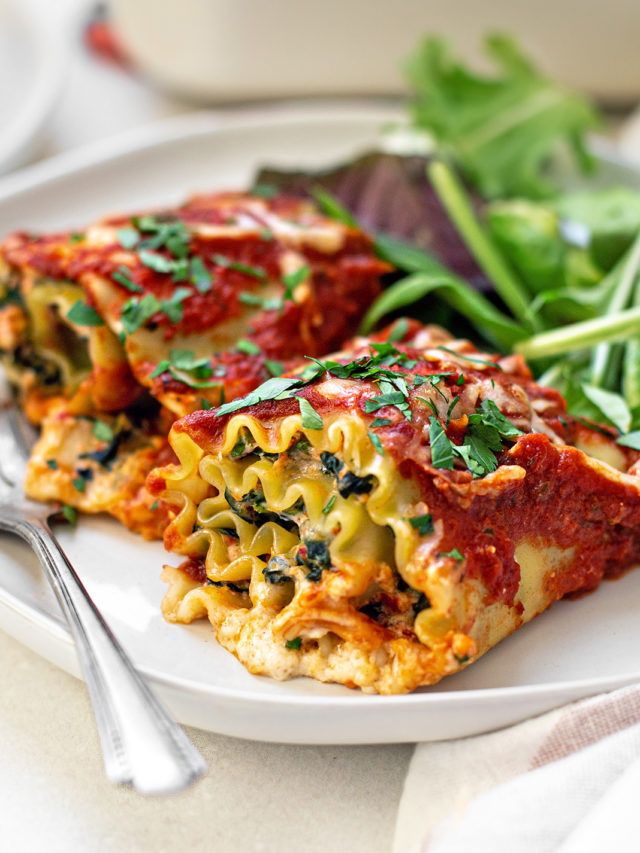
[4,0,640,177]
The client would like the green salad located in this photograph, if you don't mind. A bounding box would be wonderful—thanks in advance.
[256,34,640,448]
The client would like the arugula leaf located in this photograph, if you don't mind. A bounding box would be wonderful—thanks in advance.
[581,383,632,433]
[406,34,599,199]
[297,397,323,430]
[67,301,104,327]
[361,263,526,352]
[617,430,640,450]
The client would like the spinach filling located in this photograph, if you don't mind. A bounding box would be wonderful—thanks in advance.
[206,578,249,594]
[10,345,62,387]
[296,537,331,582]
[224,487,302,532]
[263,555,293,584]
[79,428,131,468]
[319,451,375,498]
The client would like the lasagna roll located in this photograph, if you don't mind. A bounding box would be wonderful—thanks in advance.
[150,321,640,693]
[0,191,387,535]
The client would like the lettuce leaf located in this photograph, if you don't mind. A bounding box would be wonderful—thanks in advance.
[405,34,600,199]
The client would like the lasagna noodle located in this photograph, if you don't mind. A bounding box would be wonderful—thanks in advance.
[150,326,640,694]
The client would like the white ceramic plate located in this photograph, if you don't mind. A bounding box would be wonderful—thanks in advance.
[1,103,640,745]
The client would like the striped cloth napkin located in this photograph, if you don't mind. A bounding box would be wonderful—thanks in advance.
[393,684,640,852]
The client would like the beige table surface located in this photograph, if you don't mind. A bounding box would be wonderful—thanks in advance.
[0,3,413,852]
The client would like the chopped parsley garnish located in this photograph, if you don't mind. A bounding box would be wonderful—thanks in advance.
[46,459,58,470]
[139,248,179,274]
[161,287,192,323]
[282,265,310,293]
[446,394,460,425]
[322,495,337,515]
[112,266,143,292]
[190,256,212,293]
[200,397,214,410]
[150,500,159,510]
[265,359,284,377]
[285,637,302,650]
[62,505,77,526]
[69,233,85,243]
[150,350,222,389]
[297,397,323,430]
[133,215,191,259]
[93,420,114,443]
[368,431,385,455]
[239,291,283,311]
[438,346,503,371]
[429,399,523,477]
[410,514,434,536]
[260,228,274,241]
[211,254,266,280]
[370,417,392,428]
[236,338,261,355]
[429,417,454,469]
[438,548,464,561]
[72,476,86,492]
[66,300,104,327]
[387,317,409,342]
[215,344,421,419]
[116,227,139,249]
[120,293,162,333]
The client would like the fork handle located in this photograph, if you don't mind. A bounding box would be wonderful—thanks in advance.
[6,515,206,794]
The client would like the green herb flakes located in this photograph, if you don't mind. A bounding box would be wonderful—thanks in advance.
[368,431,385,455]
[387,317,409,342]
[67,301,104,327]
[438,548,464,561]
[116,227,139,249]
[62,505,77,526]
[322,495,337,515]
[410,514,434,536]
[297,397,323,430]
[93,420,114,443]
[285,637,302,650]
[236,338,261,356]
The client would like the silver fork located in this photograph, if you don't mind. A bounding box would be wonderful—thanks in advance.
[0,394,206,794]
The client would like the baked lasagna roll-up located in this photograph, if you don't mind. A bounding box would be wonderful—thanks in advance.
[149,322,640,694]
[0,192,387,536]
